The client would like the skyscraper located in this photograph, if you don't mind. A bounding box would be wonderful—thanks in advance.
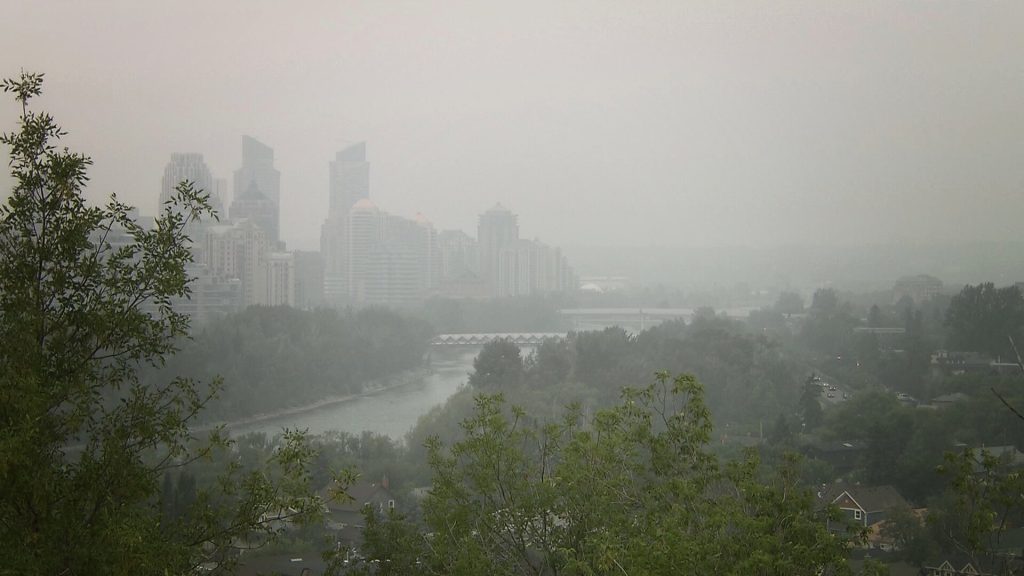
[232,136,280,244]
[160,153,214,213]
[328,142,369,217]
[346,199,383,303]
[322,142,370,305]
[477,203,519,295]
[230,181,277,247]
[205,220,268,308]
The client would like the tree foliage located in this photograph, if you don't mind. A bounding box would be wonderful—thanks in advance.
[419,373,854,575]
[801,288,859,357]
[147,305,433,422]
[945,282,1024,359]
[468,338,525,390]
[0,72,319,574]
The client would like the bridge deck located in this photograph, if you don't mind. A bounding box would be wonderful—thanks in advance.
[432,333,567,346]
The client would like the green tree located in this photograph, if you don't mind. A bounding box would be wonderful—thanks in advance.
[421,373,854,575]
[879,504,935,566]
[0,72,319,575]
[468,338,525,390]
[801,288,858,357]
[798,376,824,431]
[775,291,804,316]
[934,448,1024,574]
[338,508,428,576]
[945,282,1024,359]
[525,337,572,388]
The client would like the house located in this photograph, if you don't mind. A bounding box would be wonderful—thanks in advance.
[320,476,397,547]
[923,560,989,575]
[922,528,1024,575]
[931,350,1020,377]
[966,445,1024,470]
[821,484,910,536]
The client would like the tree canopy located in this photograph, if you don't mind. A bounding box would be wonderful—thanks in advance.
[404,374,856,575]
[0,72,318,575]
[945,282,1024,359]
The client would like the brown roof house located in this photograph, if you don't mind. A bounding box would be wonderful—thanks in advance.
[822,484,910,539]
[320,475,396,547]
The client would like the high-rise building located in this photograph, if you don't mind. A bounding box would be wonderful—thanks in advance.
[261,252,295,307]
[436,230,487,298]
[477,204,519,296]
[892,275,942,305]
[169,264,242,327]
[212,178,228,219]
[347,199,383,303]
[232,136,281,244]
[160,153,214,214]
[329,143,369,218]
[438,230,480,281]
[336,201,441,307]
[231,181,278,249]
[322,142,371,305]
[496,239,576,297]
[204,219,268,307]
[160,153,218,263]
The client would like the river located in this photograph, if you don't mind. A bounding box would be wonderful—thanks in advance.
[224,348,478,441]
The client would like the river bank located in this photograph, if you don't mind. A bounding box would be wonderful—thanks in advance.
[194,366,434,435]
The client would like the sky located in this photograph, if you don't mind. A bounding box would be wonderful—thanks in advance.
[1,0,1022,252]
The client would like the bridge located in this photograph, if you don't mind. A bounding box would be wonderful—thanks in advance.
[431,333,567,347]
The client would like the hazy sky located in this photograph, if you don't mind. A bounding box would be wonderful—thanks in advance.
[1,0,1021,252]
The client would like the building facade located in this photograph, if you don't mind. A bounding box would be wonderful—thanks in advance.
[231,136,281,245]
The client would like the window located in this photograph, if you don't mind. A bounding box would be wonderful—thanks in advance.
[854,510,862,520]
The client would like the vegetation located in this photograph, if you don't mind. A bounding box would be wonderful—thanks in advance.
[0,72,320,574]
[945,282,1024,359]
[145,305,433,422]
[364,374,855,575]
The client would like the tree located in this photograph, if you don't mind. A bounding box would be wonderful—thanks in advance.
[879,504,935,566]
[811,288,840,313]
[775,291,804,316]
[420,373,854,575]
[798,376,824,430]
[0,72,319,574]
[468,338,525,390]
[945,282,1024,359]
[336,507,428,576]
[934,449,1024,574]
[801,288,858,356]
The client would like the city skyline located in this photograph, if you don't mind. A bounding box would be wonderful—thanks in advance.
[155,138,575,322]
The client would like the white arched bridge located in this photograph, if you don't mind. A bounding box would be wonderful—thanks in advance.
[431,333,567,347]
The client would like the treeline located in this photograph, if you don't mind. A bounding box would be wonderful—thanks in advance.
[143,306,433,423]
[346,376,854,575]
[407,314,808,460]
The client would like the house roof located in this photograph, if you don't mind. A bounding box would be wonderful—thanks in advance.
[969,445,1024,468]
[321,478,394,513]
[825,484,909,513]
